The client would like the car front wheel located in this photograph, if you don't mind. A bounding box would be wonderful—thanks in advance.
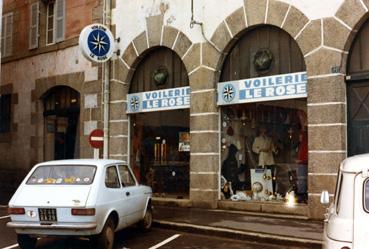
[17,234,37,249]
[91,218,115,249]
[139,207,153,231]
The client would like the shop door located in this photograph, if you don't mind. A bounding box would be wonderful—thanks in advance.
[43,86,80,160]
[347,81,369,156]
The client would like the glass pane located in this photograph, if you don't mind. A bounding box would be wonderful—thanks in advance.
[364,180,369,212]
[27,165,96,185]
[105,166,120,188]
[220,99,308,203]
[118,165,135,187]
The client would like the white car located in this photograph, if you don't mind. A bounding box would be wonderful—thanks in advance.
[321,154,369,249]
[7,159,153,249]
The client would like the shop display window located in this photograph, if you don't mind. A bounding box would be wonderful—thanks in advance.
[130,109,189,199]
[220,99,308,204]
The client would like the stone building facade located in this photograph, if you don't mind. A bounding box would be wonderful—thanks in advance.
[109,0,369,219]
[2,0,369,220]
[0,0,104,198]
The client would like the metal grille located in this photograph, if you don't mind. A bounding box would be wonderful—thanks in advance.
[38,208,57,222]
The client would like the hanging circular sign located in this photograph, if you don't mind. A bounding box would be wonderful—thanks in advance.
[79,24,115,63]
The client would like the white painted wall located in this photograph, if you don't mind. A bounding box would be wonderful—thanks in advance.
[113,0,345,54]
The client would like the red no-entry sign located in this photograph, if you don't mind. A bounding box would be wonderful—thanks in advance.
[89,129,104,149]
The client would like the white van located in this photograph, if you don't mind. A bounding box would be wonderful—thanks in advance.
[321,154,369,249]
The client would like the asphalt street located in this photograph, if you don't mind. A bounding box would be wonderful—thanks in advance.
[0,210,316,249]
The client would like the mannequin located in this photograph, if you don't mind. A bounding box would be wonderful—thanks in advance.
[221,144,239,192]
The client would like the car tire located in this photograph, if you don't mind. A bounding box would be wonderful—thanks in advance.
[91,218,115,249]
[139,207,153,232]
[17,234,37,249]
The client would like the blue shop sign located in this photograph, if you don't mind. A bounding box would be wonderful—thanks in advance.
[127,86,191,114]
[217,71,307,105]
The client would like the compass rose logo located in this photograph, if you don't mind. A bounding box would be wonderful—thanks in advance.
[222,84,236,103]
[87,30,111,57]
[130,96,140,112]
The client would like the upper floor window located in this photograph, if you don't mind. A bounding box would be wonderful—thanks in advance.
[46,0,65,45]
[1,12,13,57]
[29,2,40,49]
[0,94,11,133]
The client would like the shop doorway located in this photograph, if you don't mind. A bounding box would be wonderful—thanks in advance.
[129,47,190,198]
[43,86,80,160]
[347,18,369,156]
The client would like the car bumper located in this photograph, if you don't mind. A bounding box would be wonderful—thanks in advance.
[7,221,98,236]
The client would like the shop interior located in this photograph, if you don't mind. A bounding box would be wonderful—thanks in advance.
[220,99,308,204]
[130,109,190,199]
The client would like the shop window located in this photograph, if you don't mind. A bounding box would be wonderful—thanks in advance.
[130,110,190,198]
[0,94,11,133]
[220,100,308,203]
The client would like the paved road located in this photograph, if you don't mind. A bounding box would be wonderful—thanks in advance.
[0,212,316,249]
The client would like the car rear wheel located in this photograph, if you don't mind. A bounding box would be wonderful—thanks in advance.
[17,234,37,249]
[139,207,153,231]
[91,218,115,249]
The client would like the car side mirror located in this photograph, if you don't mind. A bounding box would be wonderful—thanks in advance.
[320,190,330,204]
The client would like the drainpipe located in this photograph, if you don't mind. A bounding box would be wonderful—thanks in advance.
[103,0,111,159]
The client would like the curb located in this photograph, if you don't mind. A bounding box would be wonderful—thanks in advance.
[153,220,322,248]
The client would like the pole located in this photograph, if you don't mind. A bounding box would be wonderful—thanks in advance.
[103,0,111,159]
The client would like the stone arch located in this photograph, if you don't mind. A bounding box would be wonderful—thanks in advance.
[116,26,197,85]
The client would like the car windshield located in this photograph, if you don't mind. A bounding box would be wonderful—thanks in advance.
[26,165,96,185]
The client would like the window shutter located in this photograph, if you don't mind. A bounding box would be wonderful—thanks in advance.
[29,2,39,49]
[1,13,13,57]
[1,16,5,56]
[54,0,65,42]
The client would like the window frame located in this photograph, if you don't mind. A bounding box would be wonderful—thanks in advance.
[105,165,121,189]
[1,12,13,57]
[46,0,65,45]
[118,165,137,187]
[29,2,40,49]
[363,178,369,213]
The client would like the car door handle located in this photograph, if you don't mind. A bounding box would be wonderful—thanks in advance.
[126,192,130,196]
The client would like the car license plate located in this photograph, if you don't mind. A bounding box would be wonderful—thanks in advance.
[38,208,57,222]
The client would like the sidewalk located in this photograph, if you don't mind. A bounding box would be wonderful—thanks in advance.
[153,206,323,248]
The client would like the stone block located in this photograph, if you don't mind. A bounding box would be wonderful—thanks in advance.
[210,22,232,53]
[190,190,218,208]
[189,66,217,91]
[323,18,351,51]
[110,81,128,101]
[91,108,102,121]
[190,114,219,131]
[308,175,337,194]
[261,203,308,216]
[190,91,217,114]
[190,154,220,173]
[109,136,128,155]
[173,32,192,58]
[244,0,267,26]
[162,26,179,49]
[335,0,366,29]
[308,104,346,124]
[296,20,321,55]
[266,0,289,27]
[309,126,346,151]
[122,42,138,68]
[218,200,261,212]
[307,75,346,103]
[283,6,309,38]
[182,43,201,74]
[225,7,246,37]
[112,59,134,83]
[109,122,128,136]
[190,133,219,153]
[146,14,164,47]
[308,194,327,220]
[309,152,345,174]
[109,102,127,120]
[83,80,100,94]
[133,31,148,56]
[190,173,218,190]
[305,48,344,76]
[202,42,222,70]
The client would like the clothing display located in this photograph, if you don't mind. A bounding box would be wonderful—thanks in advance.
[252,133,277,167]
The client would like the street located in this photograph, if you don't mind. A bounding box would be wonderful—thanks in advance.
[0,209,317,249]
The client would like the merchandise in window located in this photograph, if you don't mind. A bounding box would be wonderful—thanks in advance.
[220,99,308,204]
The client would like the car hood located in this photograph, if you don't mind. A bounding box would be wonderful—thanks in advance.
[11,185,92,207]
